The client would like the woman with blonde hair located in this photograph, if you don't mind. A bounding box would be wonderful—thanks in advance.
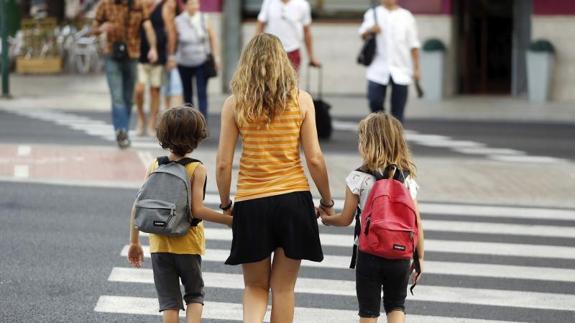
[216,33,334,323]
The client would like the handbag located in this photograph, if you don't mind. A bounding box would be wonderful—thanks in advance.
[112,41,129,61]
[357,5,378,66]
[200,14,217,78]
[112,1,131,61]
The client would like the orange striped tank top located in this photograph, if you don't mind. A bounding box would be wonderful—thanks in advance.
[235,99,310,202]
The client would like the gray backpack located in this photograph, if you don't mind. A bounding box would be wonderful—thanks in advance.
[134,157,204,236]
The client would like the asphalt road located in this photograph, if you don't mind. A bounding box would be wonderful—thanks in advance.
[1,182,575,322]
[1,107,575,322]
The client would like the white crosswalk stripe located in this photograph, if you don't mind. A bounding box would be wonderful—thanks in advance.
[5,107,565,163]
[2,108,160,149]
[123,229,575,260]
[333,120,566,163]
[95,296,515,323]
[95,199,575,322]
[106,268,575,311]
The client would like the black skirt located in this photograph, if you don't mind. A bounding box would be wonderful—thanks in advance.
[225,191,324,265]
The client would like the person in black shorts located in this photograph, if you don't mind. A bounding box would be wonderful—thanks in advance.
[320,113,425,322]
[215,34,335,323]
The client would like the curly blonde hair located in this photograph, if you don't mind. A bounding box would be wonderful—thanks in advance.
[358,113,417,177]
[231,33,298,126]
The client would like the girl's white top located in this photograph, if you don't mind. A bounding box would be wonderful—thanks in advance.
[345,170,419,210]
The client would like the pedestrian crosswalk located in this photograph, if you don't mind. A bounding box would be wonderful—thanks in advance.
[333,120,567,164]
[1,108,160,149]
[94,200,575,322]
[4,107,567,164]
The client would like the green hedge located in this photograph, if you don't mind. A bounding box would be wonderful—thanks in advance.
[422,38,446,52]
[529,39,555,53]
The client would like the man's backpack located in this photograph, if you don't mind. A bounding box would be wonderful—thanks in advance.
[350,164,419,267]
[134,157,204,237]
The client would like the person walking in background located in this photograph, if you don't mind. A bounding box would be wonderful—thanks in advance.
[93,0,158,149]
[162,0,185,110]
[175,0,220,119]
[256,0,320,71]
[359,0,421,123]
[134,0,177,137]
[216,34,334,323]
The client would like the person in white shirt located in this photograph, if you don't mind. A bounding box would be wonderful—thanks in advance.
[256,0,320,71]
[359,0,421,123]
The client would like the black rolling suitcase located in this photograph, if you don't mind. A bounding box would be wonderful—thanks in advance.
[307,66,332,140]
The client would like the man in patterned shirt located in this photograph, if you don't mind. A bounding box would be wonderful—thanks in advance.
[93,0,158,149]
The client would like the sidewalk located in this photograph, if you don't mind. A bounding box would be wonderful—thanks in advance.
[2,74,575,209]
[2,74,575,123]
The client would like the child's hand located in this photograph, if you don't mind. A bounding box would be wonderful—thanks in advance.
[319,208,332,226]
[410,257,424,284]
[127,243,144,268]
[321,206,336,217]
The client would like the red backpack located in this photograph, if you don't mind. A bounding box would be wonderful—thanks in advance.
[350,165,419,267]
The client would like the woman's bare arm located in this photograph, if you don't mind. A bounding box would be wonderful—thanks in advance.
[191,164,233,226]
[299,91,333,211]
[216,97,239,213]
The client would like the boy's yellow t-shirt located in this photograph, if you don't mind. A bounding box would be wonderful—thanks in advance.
[146,160,205,255]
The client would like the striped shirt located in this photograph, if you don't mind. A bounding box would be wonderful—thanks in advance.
[235,99,310,201]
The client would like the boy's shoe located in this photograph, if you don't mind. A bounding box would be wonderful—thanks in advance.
[116,130,131,149]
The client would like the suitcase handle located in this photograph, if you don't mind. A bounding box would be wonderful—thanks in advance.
[306,65,323,100]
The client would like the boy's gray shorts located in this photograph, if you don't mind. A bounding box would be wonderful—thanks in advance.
[151,253,205,311]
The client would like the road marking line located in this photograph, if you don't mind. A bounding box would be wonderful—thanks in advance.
[136,151,155,169]
[112,247,575,285]
[453,147,525,156]
[14,165,29,178]
[204,229,575,260]
[331,120,359,132]
[412,140,486,149]
[108,269,575,311]
[17,145,31,156]
[419,203,575,221]
[489,155,566,164]
[131,141,162,149]
[94,296,521,322]
[123,231,575,262]
[421,219,575,238]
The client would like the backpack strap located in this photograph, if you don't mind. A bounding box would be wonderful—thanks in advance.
[357,164,407,183]
[349,206,361,269]
[156,157,207,201]
[348,166,365,269]
[157,156,171,165]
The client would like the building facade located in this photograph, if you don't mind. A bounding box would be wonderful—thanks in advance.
[239,0,575,102]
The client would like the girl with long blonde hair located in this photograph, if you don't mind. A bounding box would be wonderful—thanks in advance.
[320,112,425,323]
[216,33,334,323]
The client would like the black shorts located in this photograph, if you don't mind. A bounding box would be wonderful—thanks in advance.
[225,191,323,265]
[151,253,204,311]
[356,251,411,317]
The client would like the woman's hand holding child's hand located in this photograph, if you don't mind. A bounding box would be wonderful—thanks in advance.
[127,243,144,268]
[318,207,332,226]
